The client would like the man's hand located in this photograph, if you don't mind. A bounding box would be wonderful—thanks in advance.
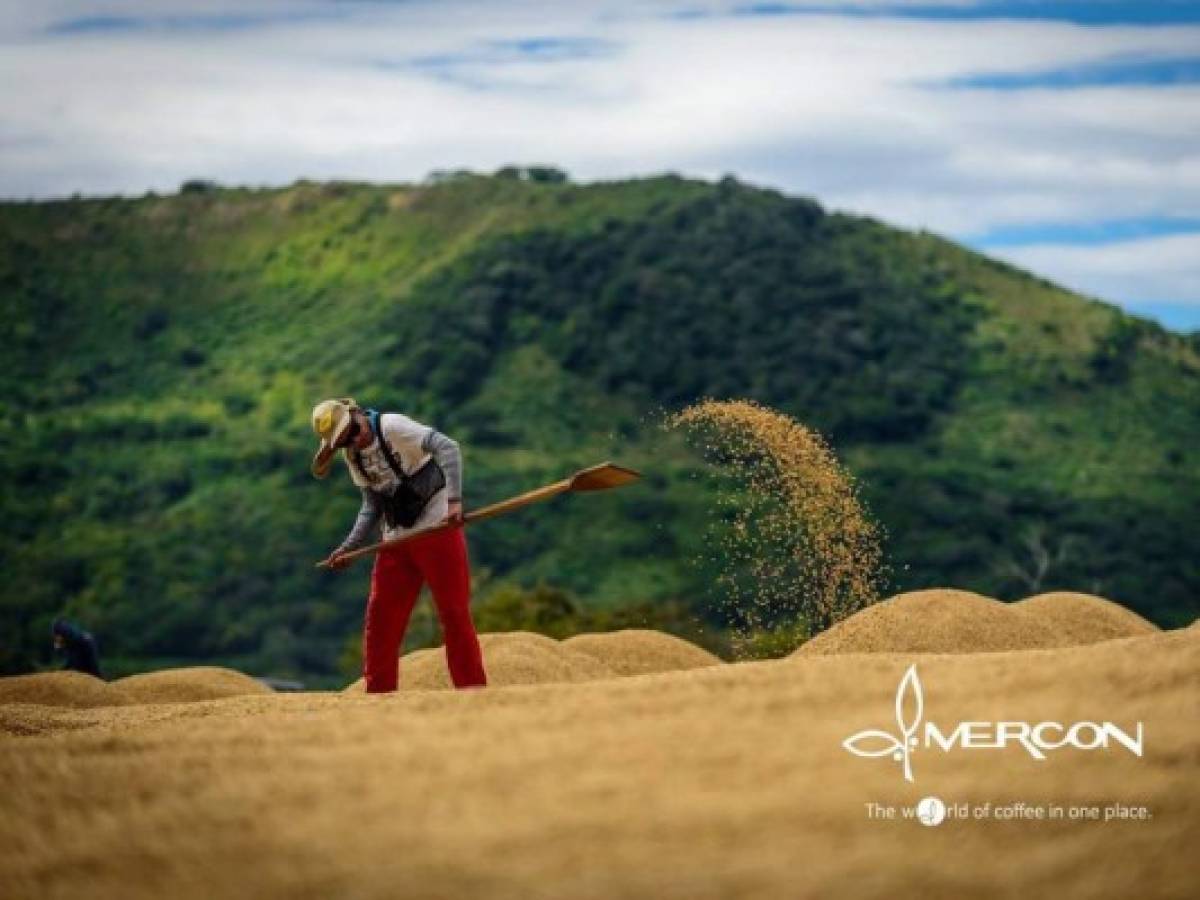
[322,549,352,570]
[446,498,464,526]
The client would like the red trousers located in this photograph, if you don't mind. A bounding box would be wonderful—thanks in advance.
[363,526,487,692]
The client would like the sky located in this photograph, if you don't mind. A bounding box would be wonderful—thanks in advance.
[2,1,1198,330]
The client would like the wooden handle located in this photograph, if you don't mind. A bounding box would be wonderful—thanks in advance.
[462,478,571,524]
[315,478,573,569]
[314,463,639,570]
[320,521,454,567]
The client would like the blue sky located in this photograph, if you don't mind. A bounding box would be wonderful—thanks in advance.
[1,0,1197,330]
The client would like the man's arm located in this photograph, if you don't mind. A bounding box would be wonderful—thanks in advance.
[339,489,382,552]
[423,430,462,501]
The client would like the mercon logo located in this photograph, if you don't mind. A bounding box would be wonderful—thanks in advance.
[842,665,1144,783]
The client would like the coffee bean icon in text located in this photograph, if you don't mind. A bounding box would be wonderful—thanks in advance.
[917,796,946,827]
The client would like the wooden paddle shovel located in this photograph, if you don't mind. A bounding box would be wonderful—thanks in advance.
[315,462,641,569]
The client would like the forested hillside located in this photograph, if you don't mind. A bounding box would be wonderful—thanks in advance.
[3,170,1197,681]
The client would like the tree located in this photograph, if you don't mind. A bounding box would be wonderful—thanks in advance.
[180,179,218,194]
[993,523,1075,594]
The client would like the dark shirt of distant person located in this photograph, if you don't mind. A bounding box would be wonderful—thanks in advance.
[51,618,103,679]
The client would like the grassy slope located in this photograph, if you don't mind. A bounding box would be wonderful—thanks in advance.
[2,172,1197,679]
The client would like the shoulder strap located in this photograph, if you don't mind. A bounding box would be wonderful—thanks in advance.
[368,409,407,482]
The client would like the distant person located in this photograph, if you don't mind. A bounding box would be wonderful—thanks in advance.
[51,618,103,678]
[311,398,487,693]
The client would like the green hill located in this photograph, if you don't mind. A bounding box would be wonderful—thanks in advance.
[3,170,1197,680]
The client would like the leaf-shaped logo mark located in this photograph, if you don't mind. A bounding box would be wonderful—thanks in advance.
[895,665,923,782]
[842,664,924,782]
[842,729,904,758]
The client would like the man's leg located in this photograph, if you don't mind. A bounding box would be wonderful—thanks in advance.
[363,546,423,693]
[412,527,487,689]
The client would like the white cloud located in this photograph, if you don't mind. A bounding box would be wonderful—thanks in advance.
[1,1,1198,312]
[993,233,1200,306]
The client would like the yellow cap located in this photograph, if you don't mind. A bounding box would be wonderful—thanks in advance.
[310,397,357,479]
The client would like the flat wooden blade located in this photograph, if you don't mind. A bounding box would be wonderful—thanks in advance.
[567,462,642,492]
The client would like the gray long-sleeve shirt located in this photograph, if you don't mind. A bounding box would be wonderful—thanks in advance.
[337,415,462,552]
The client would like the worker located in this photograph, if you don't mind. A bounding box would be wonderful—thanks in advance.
[51,618,103,678]
[311,398,487,692]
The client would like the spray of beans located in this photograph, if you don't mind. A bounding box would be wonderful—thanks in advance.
[667,399,886,654]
